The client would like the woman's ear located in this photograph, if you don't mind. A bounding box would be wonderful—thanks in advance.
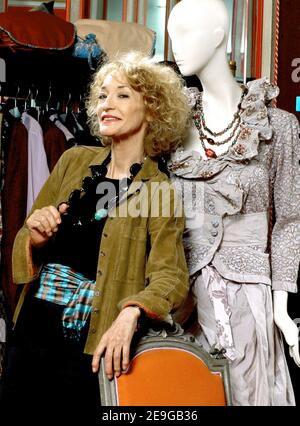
[145,111,153,123]
[213,27,226,48]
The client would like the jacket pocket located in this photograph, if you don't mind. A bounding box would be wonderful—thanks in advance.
[114,224,147,282]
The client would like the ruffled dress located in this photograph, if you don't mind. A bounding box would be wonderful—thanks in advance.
[168,78,300,406]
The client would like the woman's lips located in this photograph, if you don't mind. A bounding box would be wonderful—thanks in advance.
[102,115,121,121]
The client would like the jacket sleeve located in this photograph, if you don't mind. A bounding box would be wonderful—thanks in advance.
[270,111,300,293]
[12,149,72,284]
[119,180,189,320]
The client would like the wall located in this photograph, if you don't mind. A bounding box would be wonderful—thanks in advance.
[6,0,66,19]
[277,0,300,121]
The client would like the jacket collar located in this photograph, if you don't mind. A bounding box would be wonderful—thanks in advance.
[88,146,159,182]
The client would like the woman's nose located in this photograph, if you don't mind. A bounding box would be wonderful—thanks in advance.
[102,95,115,110]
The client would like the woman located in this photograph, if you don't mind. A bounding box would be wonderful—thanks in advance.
[1,53,190,419]
[167,0,300,406]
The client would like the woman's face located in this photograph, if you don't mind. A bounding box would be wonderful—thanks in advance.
[97,72,148,142]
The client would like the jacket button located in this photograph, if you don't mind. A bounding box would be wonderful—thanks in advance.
[94,290,100,296]
[211,230,218,237]
[100,251,105,257]
[209,238,215,245]
[211,220,219,228]
[103,233,108,237]
[91,328,97,334]
[93,308,100,314]
[97,270,102,276]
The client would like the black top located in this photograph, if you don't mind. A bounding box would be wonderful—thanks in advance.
[45,177,125,281]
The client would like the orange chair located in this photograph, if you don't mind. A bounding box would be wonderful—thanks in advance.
[98,325,232,406]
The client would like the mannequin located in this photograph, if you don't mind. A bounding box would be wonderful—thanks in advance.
[168,0,300,406]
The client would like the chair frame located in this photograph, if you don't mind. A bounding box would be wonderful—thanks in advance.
[99,324,233,406]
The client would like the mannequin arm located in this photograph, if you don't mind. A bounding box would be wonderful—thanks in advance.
[273,290,300,367]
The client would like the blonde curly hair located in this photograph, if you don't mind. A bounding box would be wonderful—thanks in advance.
[86,52,190,157]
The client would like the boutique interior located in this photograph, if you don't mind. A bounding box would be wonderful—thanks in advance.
[0,0,299,407]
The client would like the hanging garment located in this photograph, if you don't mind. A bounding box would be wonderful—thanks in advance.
[62,110,100,147]
[40,113,69,171]
[1,116,28,315]
[21,112,50,214]
[48,113,76,145]
[0,109,4,259]
[0,108,7,378]
[0,287,6,378]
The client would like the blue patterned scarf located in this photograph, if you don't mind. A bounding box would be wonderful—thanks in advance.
[35,263,96,339]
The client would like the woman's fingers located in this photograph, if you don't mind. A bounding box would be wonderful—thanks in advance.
[104,346,115,380]
[26,205,65,247]
[92,339,107,373]
[122,343,131,372]
[112,345,123,378]
[58,202,69,215]
[27,207,61,231]
[92,308,140,380]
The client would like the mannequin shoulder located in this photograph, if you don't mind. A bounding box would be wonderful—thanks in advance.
[268,107,300,134]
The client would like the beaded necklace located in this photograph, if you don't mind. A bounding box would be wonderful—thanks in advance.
[193,86,247,159]
[60,153,146,227]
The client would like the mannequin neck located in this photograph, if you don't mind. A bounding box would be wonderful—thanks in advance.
[196,49,242,113]
[191,49,243,141]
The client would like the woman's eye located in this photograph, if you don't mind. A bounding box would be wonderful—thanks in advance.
[118,94,129,98]
[98,94,107,100]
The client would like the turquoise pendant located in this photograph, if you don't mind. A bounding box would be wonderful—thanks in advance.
[94,208,108,221]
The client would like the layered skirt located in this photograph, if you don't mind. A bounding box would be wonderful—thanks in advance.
[192,265,295,406]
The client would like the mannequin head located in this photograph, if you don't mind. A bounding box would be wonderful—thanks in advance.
[168,0,230,76]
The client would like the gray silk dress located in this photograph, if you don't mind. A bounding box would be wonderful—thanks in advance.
[168,78,300,406]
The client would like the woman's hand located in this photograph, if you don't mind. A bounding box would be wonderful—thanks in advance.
[92,306,141,379]
[26,203,68,248]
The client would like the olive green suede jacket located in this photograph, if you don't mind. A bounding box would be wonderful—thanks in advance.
[12,146,189,355]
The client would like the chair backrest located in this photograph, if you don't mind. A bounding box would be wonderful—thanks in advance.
[74,19,156,60]
[99,325,232,406]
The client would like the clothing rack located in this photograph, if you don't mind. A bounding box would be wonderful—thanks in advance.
[0,48,93,97]
[0,81,85,112]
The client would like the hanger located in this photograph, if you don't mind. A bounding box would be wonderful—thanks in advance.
[0,82,3,107]
[26,86,39,120]
[66,92,72,114]
[31,87,38,109]
[46,84,52,112]
[9,85,21,118]
[77,93,82,114]
[24,87,31,111]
